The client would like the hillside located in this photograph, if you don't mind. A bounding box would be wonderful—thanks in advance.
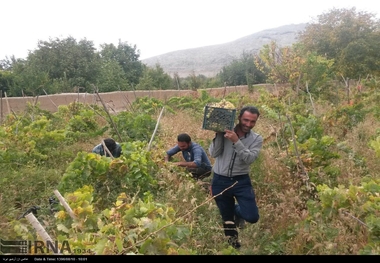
[142,23,307,78]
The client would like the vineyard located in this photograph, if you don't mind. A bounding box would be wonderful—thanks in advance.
[0,83,379,255]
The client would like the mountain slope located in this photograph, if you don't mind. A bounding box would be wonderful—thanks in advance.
[142,23,307,78]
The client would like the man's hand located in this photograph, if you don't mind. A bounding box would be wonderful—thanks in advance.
[174,161,197,168]
[224,129,238,143]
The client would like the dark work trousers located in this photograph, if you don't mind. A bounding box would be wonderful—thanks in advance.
[211,173,259,223]
[187,165,212,180]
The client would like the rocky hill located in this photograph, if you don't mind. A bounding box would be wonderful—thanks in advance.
[141,23,307,78]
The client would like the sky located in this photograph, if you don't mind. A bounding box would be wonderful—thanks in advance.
[1,0,380,61]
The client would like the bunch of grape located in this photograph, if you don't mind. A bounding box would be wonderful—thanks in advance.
[203,99,236,132]
[208,99,235,109]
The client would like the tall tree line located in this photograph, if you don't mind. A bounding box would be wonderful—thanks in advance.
[0,7,379,97]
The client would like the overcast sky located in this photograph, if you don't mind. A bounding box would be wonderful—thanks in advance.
[1,0,379,61]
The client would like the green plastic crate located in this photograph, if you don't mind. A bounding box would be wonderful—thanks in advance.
[202,105,236,132]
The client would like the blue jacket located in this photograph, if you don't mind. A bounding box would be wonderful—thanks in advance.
[166,142,212,170]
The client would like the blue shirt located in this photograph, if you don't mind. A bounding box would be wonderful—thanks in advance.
[166,142,212,170]
[92,143,122,158]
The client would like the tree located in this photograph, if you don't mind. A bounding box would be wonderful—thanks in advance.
[136,64,172,90]
[257,41,334,94]
[0,56,16,71]
[96,60,129,92]
[100,41,144,87]
[189,71,202,91]
[256,41,291,84]
[10,59,50,96]
[256,41,320,87]
[218,52,266,86]
[298,7,380,78]
[0,70,14,96]
[4,37,147,95]
[20,36,102,93]
[0,56,23,96]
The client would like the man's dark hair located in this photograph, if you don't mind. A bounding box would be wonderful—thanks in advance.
[104,138,117,151]
[177,133,191,143]
[239,106,260,117]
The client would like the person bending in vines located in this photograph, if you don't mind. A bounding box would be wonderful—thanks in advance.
[165,133,212,180]
[92,138,122,158]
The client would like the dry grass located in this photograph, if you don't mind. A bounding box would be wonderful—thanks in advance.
[1,85,378,255]
[345,114,380,171]
[158,110,214,147]
[125,86,379,255]
[153,95,306,253]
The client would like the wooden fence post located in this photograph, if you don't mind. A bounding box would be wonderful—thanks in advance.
[53,190,77,220]
[147,107,165,151]
[25,213,62,255]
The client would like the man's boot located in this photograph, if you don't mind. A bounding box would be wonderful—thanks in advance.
[223,222,241,249]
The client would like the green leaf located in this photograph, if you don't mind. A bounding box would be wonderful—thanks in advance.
[57,224,70,234]
[93,238,108,255]
[115,238,123,253]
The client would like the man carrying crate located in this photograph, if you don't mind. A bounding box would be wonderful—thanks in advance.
[209,105,263,249]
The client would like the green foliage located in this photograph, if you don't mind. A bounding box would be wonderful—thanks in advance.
[10,60,51,96]
[166,96,200,110]
[166,90,216,112]
[258,41,336,95]
[65,109,102,138]
[57,141,158,209]
[294,115,324,142]
[5,37,145,96]
[369,136,380,158]
[0,69,14,95]
[297,180,379,254]
[57,152,109,199]
[100,41,144,87]
[188,71,202,90]
[1,66,380,255]
[0,166,62,232]
[178,73,216,90]
[52,102,107,142]
[136,64,172,90]
[131,97,166,115]
[52,189,193,255]
[299,7,380,78]
[218,52,266,86]
[373,103,380,121]
[316,184,351,214]
[302,178,380,254]
[2,6,380,99]
[257,42,296,84]
[336,141,369,175]
[294,136,340,185]
[111,110,157,142]
[23,37,101,93]
[201,76,223,89]
[327,102,368,130]
[280,113,341,185]
[95,59,130,92]
[0,113,66,166]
